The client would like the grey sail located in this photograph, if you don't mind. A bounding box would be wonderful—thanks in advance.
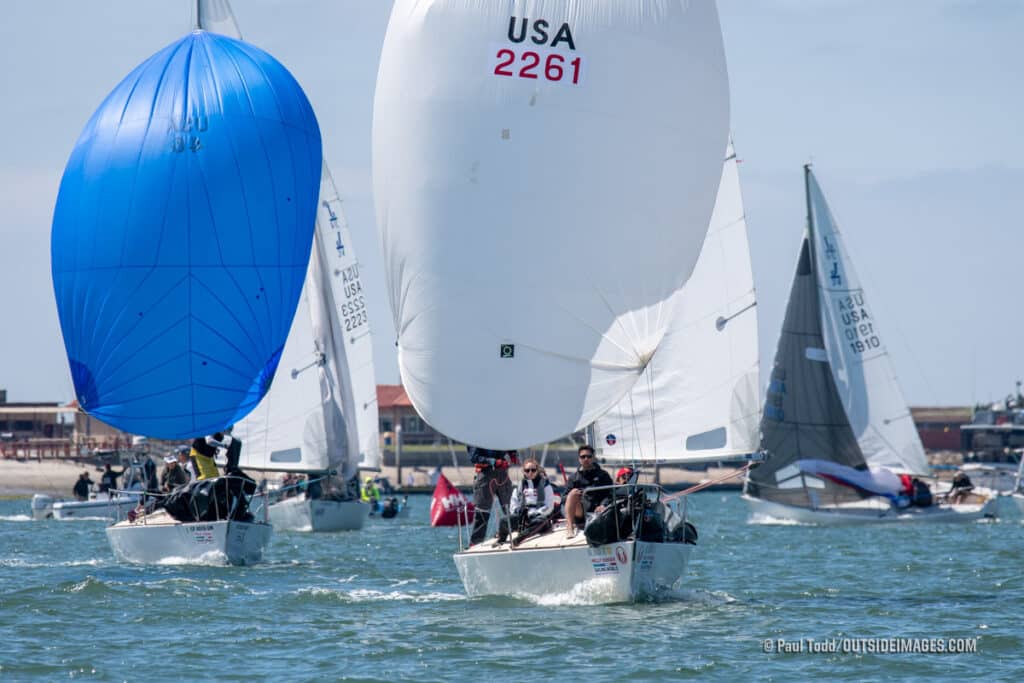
[745,166,865,507]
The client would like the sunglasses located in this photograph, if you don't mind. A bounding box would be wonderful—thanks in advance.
[579,454,593,459]
[523,468,538,473]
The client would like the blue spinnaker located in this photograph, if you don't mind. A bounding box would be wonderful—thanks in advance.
[51,30,322,439]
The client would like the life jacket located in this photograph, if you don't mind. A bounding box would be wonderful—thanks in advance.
[190,438,220,481]
[518,477,548,509]
[361,484,380,502]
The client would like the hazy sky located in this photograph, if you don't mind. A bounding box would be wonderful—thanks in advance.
[1,1,1021,409]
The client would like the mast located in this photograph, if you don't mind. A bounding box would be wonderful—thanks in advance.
[803,163,815,258]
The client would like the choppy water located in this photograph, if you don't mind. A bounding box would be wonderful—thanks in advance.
[1,492,1020,680]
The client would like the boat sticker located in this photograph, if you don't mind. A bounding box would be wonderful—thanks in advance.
[189,524,215,545]
[605,434,617,446]
[588,547,620,575]
[590,555,619,575]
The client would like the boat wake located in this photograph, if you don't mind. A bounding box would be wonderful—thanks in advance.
[154,550,230,567]
[747,514,813,526]
[517,578,622,606]
[0,557,105,568]
[298,586,466,604]
[663,588,739,606]
[0,514,33,522]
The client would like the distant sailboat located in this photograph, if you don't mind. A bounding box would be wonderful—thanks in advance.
[743,166,997,524]
[52,11,324,563]
[201,0,382,533]
[373,0,730,602]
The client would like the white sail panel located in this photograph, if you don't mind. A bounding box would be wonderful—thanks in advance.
[317,167,381,472]
[597,142,759,464]
[234,270,331,473]
[373,1,730,448]
[807,171,929,476]
[195,0,242,38]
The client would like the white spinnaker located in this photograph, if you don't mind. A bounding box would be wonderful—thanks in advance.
[207,0,379,476]
[373,1,729,448]
[807,170,929,476]
[597,141,760,464]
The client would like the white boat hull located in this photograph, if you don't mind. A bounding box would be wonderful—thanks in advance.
[106,511,271,565]
[53,495,140,520]
[454,526,691,603]
[268,497,367,532]
[743,493,998,525]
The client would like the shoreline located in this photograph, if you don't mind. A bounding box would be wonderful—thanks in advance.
[0,456,745,498]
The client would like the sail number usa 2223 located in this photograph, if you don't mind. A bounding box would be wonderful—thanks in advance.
[491,17,583,85]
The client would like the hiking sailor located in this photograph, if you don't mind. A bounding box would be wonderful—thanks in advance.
[509,457,554,544]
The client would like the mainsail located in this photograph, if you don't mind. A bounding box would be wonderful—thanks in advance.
[747,166,927,507]
[51,27,321,439]
[597,141,760,464]
[806,172,928,475]
[373,1,730,448]
[204,0,381,478]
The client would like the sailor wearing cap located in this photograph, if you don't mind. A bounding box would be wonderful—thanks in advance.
[160,452,190,492]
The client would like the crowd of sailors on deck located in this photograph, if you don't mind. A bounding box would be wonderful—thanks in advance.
[467,443,642,547]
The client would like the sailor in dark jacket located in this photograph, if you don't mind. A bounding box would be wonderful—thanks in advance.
[563,444,613,538]
[468,445,517,545]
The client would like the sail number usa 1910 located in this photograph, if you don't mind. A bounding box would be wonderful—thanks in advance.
[490,17,583,85]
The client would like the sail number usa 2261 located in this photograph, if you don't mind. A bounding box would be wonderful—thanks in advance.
[491,17,583,85]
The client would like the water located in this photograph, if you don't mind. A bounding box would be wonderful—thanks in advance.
[1,493,1020,680]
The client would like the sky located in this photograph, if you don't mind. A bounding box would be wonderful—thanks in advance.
[1,0,1021,409]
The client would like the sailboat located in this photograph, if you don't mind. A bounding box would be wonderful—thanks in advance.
[200,0,382,533]
[373,0,730,601]
[742,166,997,524]
[52,11,324,563]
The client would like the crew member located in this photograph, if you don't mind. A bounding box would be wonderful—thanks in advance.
[468,445,517,545]
[563,444,613,538]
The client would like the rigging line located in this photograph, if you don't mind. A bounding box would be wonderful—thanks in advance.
[663,463,752,502]
[646,354,659,467]
[627,382,643,466]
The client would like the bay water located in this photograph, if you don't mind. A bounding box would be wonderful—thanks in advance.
[1,492,1020,680]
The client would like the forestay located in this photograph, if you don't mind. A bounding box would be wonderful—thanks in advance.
[204,0,380,476]
[51,29,321,439]
[806,171,928,476]
[598,141,759,464]
[373,0,730,448]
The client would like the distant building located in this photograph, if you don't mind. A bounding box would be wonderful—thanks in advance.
[0,390,71,440]
[376,384,443,446]
[910,406,972,451]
